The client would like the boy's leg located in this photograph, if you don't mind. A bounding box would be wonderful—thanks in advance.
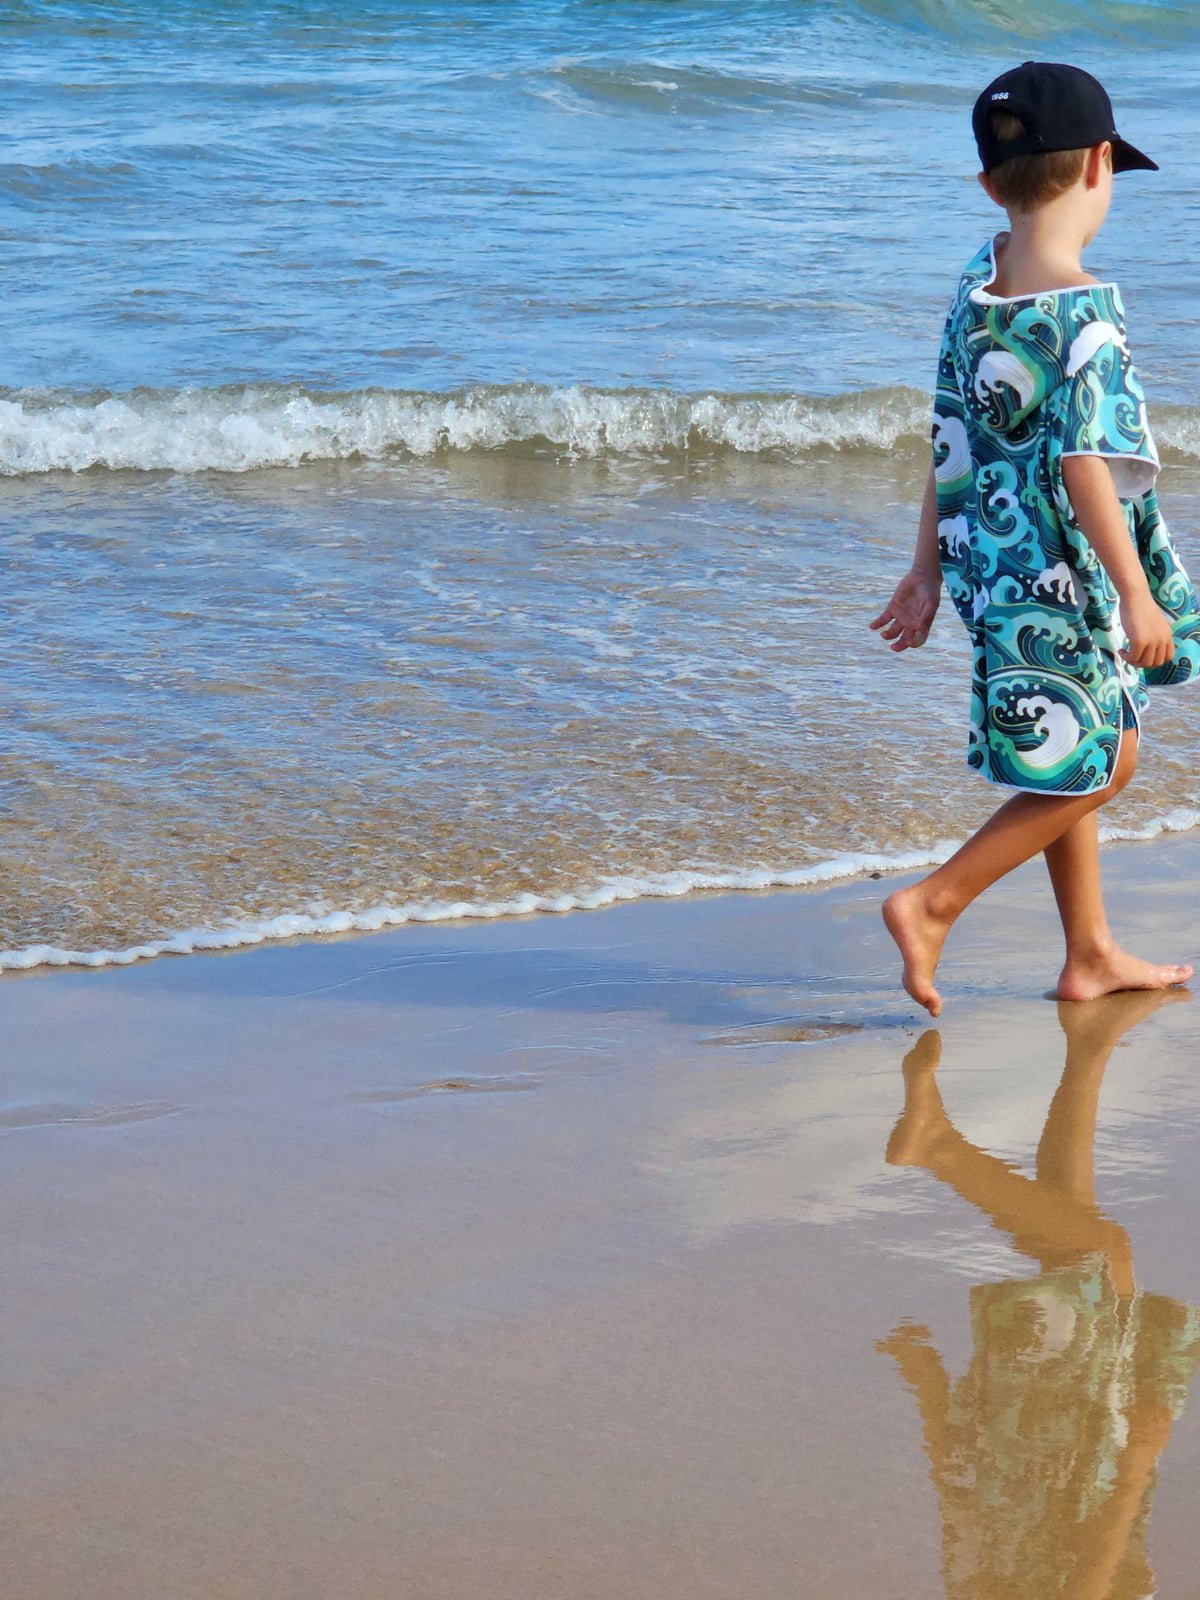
[884,1033,1133,1277]
[1044,809,1190,999]
[883,730,1191,1015]
[1037,991,1188,1200]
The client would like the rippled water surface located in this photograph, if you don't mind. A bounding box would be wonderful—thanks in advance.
[2,0,1200,962]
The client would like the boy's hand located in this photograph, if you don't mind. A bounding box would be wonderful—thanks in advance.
[1119,590,1176,669]
[870,568,941,652]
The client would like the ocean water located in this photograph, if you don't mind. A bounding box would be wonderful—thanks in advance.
[3,0,1200,966]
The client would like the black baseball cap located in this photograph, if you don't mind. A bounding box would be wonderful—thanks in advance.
[973,61,1157,175]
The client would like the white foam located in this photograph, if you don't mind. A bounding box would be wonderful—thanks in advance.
[1157,405,1200,461]
[12,381,1200,478]
[0,382,931,475]
[3,811,1196,974]
[0,843,966,972]
[1098,805,1200,844]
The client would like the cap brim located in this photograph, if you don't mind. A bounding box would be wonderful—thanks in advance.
[1113,136,1158,173]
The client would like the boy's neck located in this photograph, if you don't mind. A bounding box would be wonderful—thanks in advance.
[989,203,1098,297]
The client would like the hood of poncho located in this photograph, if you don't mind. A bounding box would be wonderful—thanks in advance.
[953,247,1130,445]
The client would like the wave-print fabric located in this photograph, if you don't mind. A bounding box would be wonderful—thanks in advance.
[934,237,1200,796]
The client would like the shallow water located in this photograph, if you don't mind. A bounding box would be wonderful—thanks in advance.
[4,448,1199,963]
[4,0,1200,963]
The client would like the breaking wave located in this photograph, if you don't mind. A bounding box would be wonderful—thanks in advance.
[0,382,933,474]
[3,381,1199,477]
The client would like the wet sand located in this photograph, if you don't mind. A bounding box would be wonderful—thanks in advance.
[3,835,1200,1598]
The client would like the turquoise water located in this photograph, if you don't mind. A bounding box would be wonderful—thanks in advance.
[4,0,1198,399]
[2,0,1200,963]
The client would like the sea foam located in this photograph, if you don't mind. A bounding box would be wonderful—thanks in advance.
[0,382,932,474]
[3,809,1198,972]
[5,383,1200,478]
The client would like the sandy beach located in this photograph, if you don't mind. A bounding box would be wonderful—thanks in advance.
[4,835,1200,1598]
[8,5,1200,1594]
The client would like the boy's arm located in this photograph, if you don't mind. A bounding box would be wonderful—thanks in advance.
[870,464,942,652]
[1061,455,1175,669]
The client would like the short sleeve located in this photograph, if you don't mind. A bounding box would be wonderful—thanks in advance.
[1059,321,1159,500]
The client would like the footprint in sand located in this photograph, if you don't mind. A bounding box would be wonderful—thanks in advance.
[350,1075,541,1103]
[702,1019,865,1047]
[0,1100,181,1132]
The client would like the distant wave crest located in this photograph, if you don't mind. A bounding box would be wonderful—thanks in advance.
[843,0,1196,45]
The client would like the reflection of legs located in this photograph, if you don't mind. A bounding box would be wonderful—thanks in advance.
[884,1031,945,1166]
[1037,991,1189,1205]
[1046,804,1194,1002]
[885,1031,1132,1282]
[882,1006,1195,1598]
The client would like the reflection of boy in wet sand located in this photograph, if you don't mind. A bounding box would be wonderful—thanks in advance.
[880,993,1200,1600]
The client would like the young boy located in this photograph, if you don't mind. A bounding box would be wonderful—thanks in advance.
[871,60,1199,1018]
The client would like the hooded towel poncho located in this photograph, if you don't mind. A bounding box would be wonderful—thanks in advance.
[935,236,1200,795]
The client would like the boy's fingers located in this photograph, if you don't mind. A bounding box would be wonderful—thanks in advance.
[891,628,923,652]
[874,607,933,647]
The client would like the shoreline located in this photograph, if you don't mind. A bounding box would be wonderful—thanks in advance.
[3,828,1200,1595]
[6,809,1200,976]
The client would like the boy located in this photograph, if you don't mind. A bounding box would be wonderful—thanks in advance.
[871,61,1199,1017]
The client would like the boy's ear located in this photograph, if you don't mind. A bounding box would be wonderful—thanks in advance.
[1085,141,1114,188]
[977,170,1004,208]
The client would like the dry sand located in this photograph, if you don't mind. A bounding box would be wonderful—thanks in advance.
[3,836,1200,1598]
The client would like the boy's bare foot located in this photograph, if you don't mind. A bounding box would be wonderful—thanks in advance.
[885,1031,949,1166]
[1056,944,1193,1003]
[882,885,953,1017]
[1056,986,1190,1051]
